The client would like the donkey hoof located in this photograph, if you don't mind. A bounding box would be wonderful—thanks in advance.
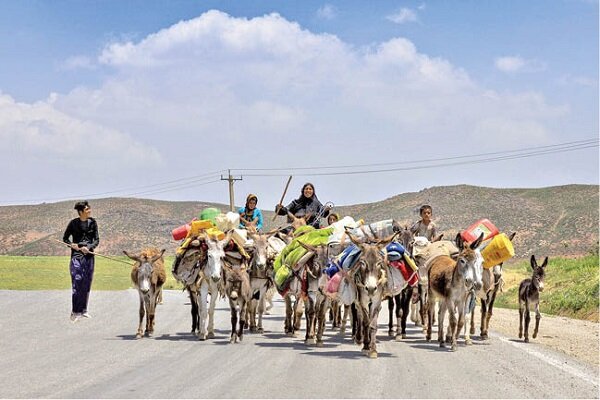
[207,332,215,339]
[135,333,143,339]
[532,332,538,339]
[524,337,529,343]
[451,344,457,352]
[316,341,324,347]
[238,335,244,342]
[198,334,207,341]
[388,330,394,337]
[305,338,316,345]
[257,328,264,334]
[470,327,475,335]
[465,338,473,346]
[230,336,237,344]
[368,351,378,359]
[249,327,257,333]
[518,332,522,339]
[361,348,369,354]
[285,332,294,337]
[481,333,488,340]
[439,342,446,348]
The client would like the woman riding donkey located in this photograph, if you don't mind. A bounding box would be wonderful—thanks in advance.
[275,182,331,230]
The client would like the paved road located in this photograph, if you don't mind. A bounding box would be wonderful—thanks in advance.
[0,290,597,398]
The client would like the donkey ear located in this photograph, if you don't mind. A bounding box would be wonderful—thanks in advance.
[433,233,444,242]
[123,250,139,261]
[508,232,516,241]
[455,233,465,250]
[530,255,537,269]
[470,233,485,250]
[297,240,317,253]
[541,257,549,268]
[150,249,166,263]
[345,229,364,249]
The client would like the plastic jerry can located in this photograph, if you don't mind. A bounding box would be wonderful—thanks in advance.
[461,218,499,242]
[481,233,515,268]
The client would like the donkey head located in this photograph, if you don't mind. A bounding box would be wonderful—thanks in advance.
[205,233,232,283]
[222,262,249,301]
[347,231,388,297]
[248,232,269,272]
[455,232,485,291]
[530,255,548,292]
[124,249,165,293]
[296,240,328,279]
[288,211,310,230]
[396,225,415,256]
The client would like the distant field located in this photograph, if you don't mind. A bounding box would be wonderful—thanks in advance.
[1,254,598,322]
[0,255,183,291]
[496,254,599,322]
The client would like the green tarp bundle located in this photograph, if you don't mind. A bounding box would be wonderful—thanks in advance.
[273,226,333,290]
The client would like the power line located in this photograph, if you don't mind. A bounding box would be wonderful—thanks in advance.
[232,138,598,172]
[239,140,598,177]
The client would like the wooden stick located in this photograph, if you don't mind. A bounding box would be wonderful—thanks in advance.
[51,238,135,266]
[273,175,293,221]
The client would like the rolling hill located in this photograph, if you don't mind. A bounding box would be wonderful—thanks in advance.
[0,184,597,258]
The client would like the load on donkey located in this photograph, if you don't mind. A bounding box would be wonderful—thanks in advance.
[171,209,250,341]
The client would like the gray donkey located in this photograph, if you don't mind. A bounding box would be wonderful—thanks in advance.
[518,255,548,342]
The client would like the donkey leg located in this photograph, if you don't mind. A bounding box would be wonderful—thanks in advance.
[207,287,218,339]
[368,306,380,359]
[305,297,317,345]
[437,302,447,348]
[533,302,541,339]
[238,302,247,342]
[426,295,434,342]
[284,296,293,336]
[136,295,145,339]
[454,309,465,351]
[340,304,348,335]
[197,284,209,341]
[316,299,328,347]
[518,300,524,339]
[229,301,238,344]
[523,302,531,343]
[397,293,409,341]
[257,294,266,334]
[387,296,394,336]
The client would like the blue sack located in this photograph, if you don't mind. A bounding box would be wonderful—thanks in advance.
[333,244,362,271]
[385,242,405,261]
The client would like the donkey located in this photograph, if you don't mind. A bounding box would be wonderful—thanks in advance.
[519,255,548,342]
[426,233,484,351]
[222,261,252,343]
[124,248,166,339]
[385,226,415,340]
[173,234,231,340]
[469,232,516,340]
[346,232,392,358]
[246,232,278,333]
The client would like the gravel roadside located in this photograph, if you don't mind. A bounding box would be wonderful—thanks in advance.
[481,307,599,367]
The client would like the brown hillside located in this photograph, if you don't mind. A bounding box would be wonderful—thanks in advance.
[0,184,597,257]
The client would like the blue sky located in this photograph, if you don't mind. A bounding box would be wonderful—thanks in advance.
[0,0,597,207]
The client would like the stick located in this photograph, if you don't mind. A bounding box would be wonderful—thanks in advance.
[51,238,135,266]
[273,175,293,221]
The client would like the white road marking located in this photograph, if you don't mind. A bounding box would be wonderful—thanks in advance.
[497,335,599,387]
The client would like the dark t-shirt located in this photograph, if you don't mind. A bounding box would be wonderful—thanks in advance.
[63,217,99,256]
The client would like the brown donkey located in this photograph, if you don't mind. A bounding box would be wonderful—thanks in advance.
[222,261,252,343]
[426,233,484,351]
[124,248,166,339]
[518,255,548,342]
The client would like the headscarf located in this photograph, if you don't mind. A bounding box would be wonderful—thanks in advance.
[245,194,258,209]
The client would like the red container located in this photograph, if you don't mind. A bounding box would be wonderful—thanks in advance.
[171,218,197,241]
[461,218,499,242]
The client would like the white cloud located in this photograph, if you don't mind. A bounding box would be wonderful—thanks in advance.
[2,10,592,205]
[495,56,546,73]
[316,4,337,20]
[386,8,418,24]
[61,55,96,70]
[0,93,163,178]
[558,74,598,88]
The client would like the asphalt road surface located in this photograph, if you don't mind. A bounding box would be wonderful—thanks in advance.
[0,290,597,399]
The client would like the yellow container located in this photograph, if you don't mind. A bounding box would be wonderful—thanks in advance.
[188,220,214,237]
[206,227,226,241]
[481,233,514,268]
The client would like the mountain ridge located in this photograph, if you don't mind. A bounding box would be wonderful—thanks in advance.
[1,184,597,258]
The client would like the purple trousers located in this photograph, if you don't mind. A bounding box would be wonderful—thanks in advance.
[70,255,95,314]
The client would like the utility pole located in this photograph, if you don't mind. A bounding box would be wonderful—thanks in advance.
[220,169,242,212]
